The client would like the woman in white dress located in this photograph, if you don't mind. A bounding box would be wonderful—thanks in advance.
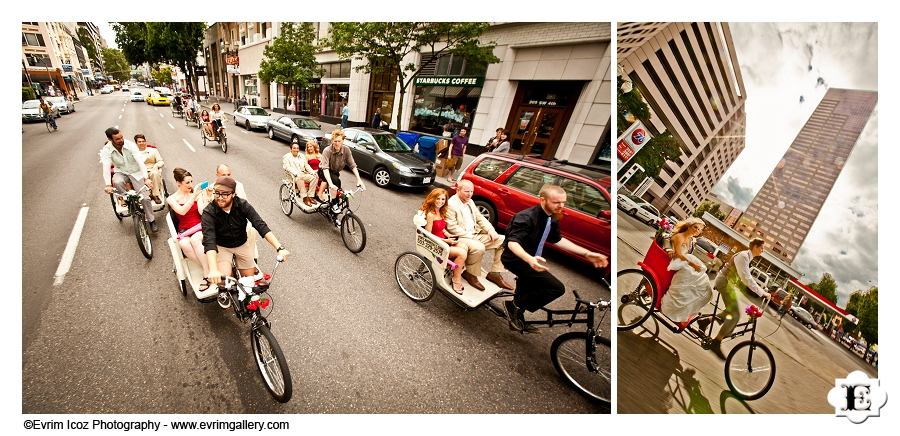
[660,217,713,322]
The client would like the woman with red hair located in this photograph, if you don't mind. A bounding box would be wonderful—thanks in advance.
[420,188,469,294]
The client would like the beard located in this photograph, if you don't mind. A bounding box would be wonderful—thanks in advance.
[551,210,564,222]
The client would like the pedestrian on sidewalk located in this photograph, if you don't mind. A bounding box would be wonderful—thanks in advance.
[341,102,349,128]
[445,127,468,183]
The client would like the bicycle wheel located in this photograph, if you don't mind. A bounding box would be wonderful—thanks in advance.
[724,341,776,400]
[132,211,153,259]
[46,118,52,132]
[220,132,227,153]
[279,184,293,216]
[394,252,435,301]
[109,193,123,221]
[250,323,292,403]
[616,269,656,330]
[551,332,611,405]
[340,213,366,253]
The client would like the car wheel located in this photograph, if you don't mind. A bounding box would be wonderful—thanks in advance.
[373,166,391,187]
[268,128,275,140]
[628,208,637,217]
[473,200,497,227]
[245,120,251,130]
[291,135,299,144]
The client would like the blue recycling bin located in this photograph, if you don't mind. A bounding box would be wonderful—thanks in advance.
[396,131,421,148]
[416,135,441,161]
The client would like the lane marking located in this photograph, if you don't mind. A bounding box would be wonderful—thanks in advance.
[241,130,248,135]
[159,113,164,118]
[167,123,174,130]
[53,206,90,286]
[182,138,196,152]
[115,125,119,129]
[118,114,122,120]
[121,107,125,112]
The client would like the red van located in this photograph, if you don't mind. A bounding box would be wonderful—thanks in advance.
[452,153,611,262]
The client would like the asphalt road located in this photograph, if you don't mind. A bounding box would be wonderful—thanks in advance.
[615,209,877,413]
[21,90,609,413]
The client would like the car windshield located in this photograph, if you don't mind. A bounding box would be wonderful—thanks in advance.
[23,100,40,108]
[371,133,412,152]
[291,118,319,129]
[246,107,268,116]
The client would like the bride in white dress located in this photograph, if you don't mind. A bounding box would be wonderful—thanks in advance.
[660,217,713,322]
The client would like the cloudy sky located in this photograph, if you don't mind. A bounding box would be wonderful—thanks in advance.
[711,23,877,306]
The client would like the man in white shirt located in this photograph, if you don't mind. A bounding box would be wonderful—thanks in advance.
[703,237,772,359]
[282,141,317,206]
[215,164,247,199]
[134,134,165,203]
[445,179,514,291]
[100,127,157,232]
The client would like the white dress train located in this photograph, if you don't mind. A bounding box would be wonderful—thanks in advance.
[660,239,713,322]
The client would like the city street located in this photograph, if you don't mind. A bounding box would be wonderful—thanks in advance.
[615,210,876,413]
[21,90,609,413]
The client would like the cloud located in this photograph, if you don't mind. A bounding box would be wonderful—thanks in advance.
[713,176,754,209]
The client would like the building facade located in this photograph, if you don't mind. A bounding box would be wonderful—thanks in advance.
[22,22,96,98]
[618,22,747,218]
[736,88,878,262]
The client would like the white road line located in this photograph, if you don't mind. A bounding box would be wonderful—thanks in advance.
[53,206,90,286]
[115,125,119,129]
[118,114,122,120]
[159,113,164,118]
[241,130,248,134]
[121,108,125,112]
[167,122,174,130]
[182,138,196,152]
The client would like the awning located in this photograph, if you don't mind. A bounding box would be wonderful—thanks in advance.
[788,278,853,321]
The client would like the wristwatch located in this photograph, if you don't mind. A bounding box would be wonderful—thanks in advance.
[277,246,287,252]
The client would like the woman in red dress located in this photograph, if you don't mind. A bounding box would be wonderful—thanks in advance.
[420,188,468,294]
[304,139,328,202]
[167,167,211,290]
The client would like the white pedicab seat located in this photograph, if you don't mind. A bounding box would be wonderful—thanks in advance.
[413,225,503,309]
[167,210,259,302]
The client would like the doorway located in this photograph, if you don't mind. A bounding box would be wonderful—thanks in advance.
[509,106,567,159]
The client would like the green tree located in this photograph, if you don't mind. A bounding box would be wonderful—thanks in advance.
[693,200,725,220]
[151,66,175,86]
[809,273,838,304]
[101,48,131,82]
[23,86,36,101]
[617,73,683,187]
[326,22,498,128]
[846,286,878,345]
[113,22,205,96]
[258,22,322,111]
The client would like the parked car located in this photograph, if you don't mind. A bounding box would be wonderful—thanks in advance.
[617,193,661,227]
[750,267,770,289]
[789,306,818,329]
[100,85,114,94]
[22,99,59,122]
[233,106,271,130]
[327,127,436,188]
[146,92,170,106]
[693,236,724,274]
[266,115,326,145]
[452,153,612,262]
[770,288,790,307]
[130,91,144,102]
[46,96,74,114]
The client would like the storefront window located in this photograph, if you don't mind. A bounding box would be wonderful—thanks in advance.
[410,53,486,136]
[321,61,351,79]
[325,84,349,117]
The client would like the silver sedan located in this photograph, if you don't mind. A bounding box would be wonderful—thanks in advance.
[266,115,326,145]
[233,105,271,130]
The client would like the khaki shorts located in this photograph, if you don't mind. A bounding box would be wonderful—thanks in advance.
[216,239,256,270]
[447,155,463,170]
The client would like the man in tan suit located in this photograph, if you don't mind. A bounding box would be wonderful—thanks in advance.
[445,179,514,290]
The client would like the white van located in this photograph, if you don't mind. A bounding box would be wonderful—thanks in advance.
[749,267,770,290]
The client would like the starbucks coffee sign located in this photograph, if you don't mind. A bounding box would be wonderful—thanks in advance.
[414,76,484,87]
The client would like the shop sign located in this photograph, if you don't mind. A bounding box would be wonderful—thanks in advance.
[414,76,484,87]
[225,51,239,66]
[226,64,240,74]
[61,64,73,73]
[527,99,558,106]
[616,120,652,168]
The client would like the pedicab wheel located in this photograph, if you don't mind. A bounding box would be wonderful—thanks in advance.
[162,178,170,198]
[201,129,207,146]
[109,193,123,221]
[133,212,153,259]
[178,278,187,297]
[551,332,611,405]
[251,322,293,403]
[724,340,776,400]
[340,213,366,253]
[394,252,435,302]
[616,269,656,330]
[220,133,227,153]
[279,184,293,216]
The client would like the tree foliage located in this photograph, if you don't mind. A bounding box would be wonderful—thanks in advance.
[847,287,878,345]
[325,22,498,128]
[693,200,726,220]
[76,27,100,68]
[809,273,838,304]
[100,48,130,82]
[112,22,205,96]
[258,22,322,110]
[151,66,175,86]
[616,74,683,185]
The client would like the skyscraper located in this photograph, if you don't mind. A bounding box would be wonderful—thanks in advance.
[618,22,747,219]
[736,88,877,262]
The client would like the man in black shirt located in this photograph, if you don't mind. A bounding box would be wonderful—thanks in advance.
[502,185,608,332]
[202,177,290,286]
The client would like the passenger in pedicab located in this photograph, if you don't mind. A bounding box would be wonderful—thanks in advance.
[200,109,214,138]
[167,167,211,290]
[501,184,608,332]
[282,140,317,207]
[134,134,165,203]
[418,188,469,295]
[303,140,327,202]
[659,217,714,323]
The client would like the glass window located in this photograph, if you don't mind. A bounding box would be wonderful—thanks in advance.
[473,158,513,182]
[372,133,412,152]
[343,129,358,142]
[504,167,556,197]
[291,117,320,129]
[22,32,45,47]
[558,177,609,217]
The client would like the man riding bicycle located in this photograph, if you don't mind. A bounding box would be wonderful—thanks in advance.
[321,128,366,199]
[40,96,57,130]
[202,176,289,288]
[99,127,158,232]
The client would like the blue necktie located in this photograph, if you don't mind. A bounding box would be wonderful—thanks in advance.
[535,215,552,257]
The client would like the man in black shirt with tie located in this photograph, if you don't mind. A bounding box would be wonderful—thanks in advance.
[502,184,608,332]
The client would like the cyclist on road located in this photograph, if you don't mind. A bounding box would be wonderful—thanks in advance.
[202,176,289,287]
[39,96,57,130]
[321,128,366,196]
[501,184,608,332]
[100,127,158,232]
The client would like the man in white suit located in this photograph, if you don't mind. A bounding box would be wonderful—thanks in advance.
[445,179,514,291]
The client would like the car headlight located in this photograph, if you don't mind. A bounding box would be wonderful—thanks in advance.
[391,162,412,173]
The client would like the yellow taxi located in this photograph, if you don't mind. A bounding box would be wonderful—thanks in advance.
[146,92,171,106]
